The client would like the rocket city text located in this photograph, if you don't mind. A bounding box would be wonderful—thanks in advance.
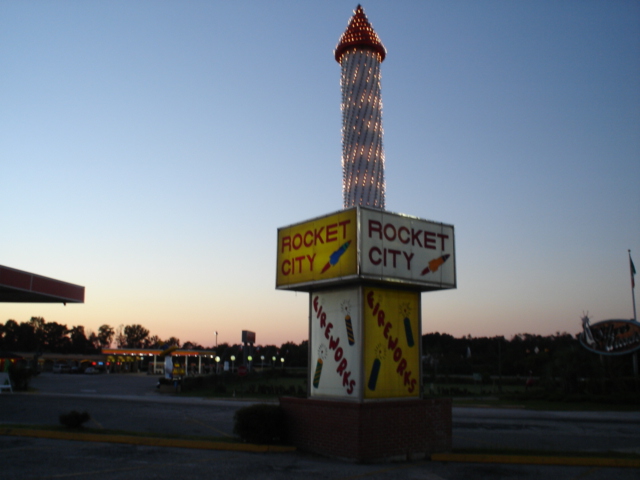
[280,219,352,276]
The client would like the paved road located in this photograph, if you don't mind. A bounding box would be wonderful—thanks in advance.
[5,434,637,480]
[0,373,638,479]
[453,406,640,454]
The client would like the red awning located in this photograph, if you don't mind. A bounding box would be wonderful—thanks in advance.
[0,265,84,304]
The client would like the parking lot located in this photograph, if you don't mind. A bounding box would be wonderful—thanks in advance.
[0,372,638,479]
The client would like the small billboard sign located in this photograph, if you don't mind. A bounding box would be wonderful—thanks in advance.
[580,318,640,355]
[242,330,256,344]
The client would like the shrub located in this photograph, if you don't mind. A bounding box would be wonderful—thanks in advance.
[233,404,287,444]
[59,411,90,428]
[215,383,227,394]
[181,374,220,392]
[8,363,33,391]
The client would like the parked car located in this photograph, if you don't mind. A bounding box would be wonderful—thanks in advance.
[53,363,70,374]
[84,367,98,374]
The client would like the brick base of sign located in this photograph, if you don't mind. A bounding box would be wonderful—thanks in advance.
[279,397,452,463]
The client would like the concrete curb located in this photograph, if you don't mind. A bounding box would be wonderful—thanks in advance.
[0,427,296,454]
[431,453,640,468]
[3,427,639,468]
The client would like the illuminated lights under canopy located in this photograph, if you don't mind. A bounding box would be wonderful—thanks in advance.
[335,5,386,210]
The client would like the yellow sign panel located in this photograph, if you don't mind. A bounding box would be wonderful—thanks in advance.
[276,209,357,288]
[363,287,420,399]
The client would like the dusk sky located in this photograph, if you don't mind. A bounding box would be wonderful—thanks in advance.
[2,1,638,348]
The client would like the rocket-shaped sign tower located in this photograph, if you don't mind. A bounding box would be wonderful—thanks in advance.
[278,6,455,460]
[335,5,387,210]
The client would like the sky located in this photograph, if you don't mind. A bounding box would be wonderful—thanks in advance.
[1,1,639,348]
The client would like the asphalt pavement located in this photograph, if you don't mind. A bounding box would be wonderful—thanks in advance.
[0,372,638,479]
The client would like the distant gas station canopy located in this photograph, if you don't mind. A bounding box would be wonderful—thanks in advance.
[0,265,84,304]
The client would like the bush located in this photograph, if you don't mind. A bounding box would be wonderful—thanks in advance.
[59,411,90,428]
[233,404,287,444]
[8,363,33,391]
[181,374,221,392]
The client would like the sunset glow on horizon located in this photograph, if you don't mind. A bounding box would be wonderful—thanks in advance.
[2,2,638,348]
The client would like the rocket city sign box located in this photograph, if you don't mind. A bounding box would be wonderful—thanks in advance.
[277,206,455,402]
[276,206,456,292]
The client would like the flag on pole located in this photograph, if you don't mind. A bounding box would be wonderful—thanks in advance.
[631,255,636,289]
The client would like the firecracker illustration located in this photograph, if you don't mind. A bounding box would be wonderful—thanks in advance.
[321,241,351,273]
[421,254,450,276]
[400,302,414,348]
[341,299,355,346]
[313,344,328,388]
[368,343,386,391]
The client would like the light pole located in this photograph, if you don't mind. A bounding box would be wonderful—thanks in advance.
[215,331,218,348]
[230,355,236,373]
[215,356,220,375]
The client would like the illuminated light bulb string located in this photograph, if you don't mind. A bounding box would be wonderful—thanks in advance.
[335,5,386,210]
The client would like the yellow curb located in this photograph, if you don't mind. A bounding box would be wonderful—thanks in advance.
[0,427,296,454]
[431,453,640,468]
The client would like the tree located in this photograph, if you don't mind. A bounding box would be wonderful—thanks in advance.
[69,326,95,354]
[123,324,150,348]
[1,320,20,350]
[279,340,308,367]
[42,322,70,352]
[97,325,115,349]
[87,330,100,351]
[15,321,37,351]
[215,342,230,360]
[28,317,46,352]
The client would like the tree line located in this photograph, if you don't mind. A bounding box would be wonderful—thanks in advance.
[421,331,638,390]
[2,317,635,377]
[0,317,185,354]
[0,317,308,367]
